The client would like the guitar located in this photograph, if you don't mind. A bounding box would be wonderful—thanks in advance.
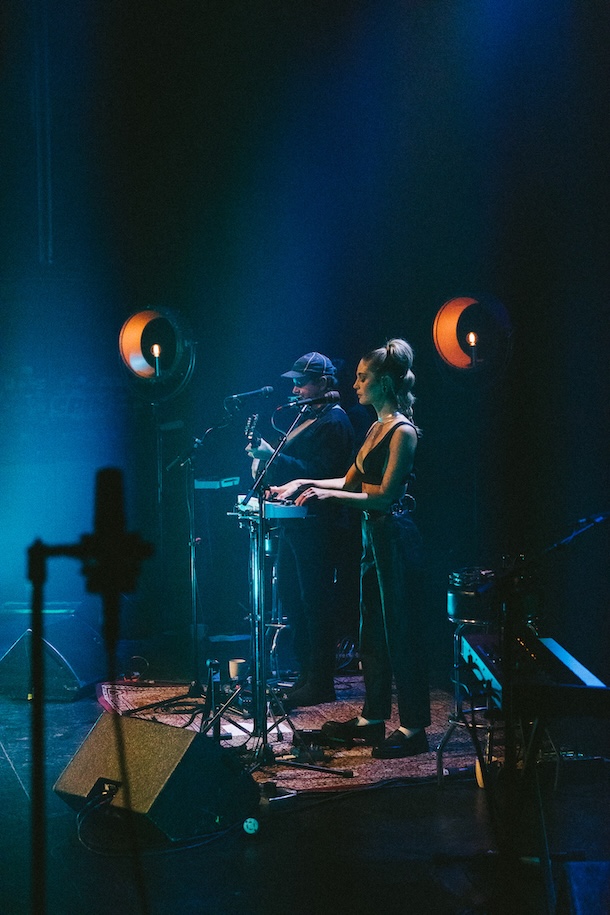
[244,413,261,448]
[245,414,263,478]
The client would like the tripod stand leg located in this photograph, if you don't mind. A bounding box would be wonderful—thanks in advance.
[199,683,246,738]
[248,685,354,777]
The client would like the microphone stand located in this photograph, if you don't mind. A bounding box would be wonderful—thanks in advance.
[167,433,209,700]
[489,510,609,914]
[237,406,353,778]
[27,469,153,915]
[240,406,304,750]
[124,417,246,739]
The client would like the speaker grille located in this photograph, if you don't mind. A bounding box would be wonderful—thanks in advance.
[54,713,260,841]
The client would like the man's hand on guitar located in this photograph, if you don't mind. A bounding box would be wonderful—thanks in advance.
[246,438,273,461]
[244,413,273,476]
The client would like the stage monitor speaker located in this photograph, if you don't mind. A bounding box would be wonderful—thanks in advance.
[0,618,107,701]
[54,713,260,842]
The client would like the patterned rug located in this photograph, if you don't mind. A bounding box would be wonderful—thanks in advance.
[97,675,484,794]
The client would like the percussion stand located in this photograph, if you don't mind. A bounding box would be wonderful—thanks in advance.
[238,409,353,778]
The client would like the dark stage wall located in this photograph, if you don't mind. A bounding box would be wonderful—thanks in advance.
[1,1,608,685]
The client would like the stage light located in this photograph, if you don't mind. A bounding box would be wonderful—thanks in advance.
[118,308,196,402]
[433,296,476,369]
[432,296,513,378]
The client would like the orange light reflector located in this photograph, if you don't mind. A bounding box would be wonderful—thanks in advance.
[432,297,478,369]
[119,310,163,378]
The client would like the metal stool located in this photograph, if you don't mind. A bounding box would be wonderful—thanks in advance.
[436,567,501,787]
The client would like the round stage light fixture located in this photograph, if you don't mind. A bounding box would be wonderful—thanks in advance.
[432,295,513,378]
[118,307,196,402]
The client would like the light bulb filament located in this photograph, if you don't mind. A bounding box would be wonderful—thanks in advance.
[151,343,162,376]
[466,332,478,368]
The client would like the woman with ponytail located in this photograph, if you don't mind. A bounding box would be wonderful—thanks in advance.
[269,338,430,759]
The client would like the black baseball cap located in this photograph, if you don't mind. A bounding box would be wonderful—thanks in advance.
[281,352,337,382]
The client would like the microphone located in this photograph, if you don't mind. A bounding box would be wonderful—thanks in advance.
[93,467,127,544]
[277,390,340,409]
[224,386,274,407]
[86,468,128,648]
[82,467,153,603]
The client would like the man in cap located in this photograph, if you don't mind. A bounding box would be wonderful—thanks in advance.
[246,352,355,708]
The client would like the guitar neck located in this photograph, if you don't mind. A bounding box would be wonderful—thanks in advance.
[245,414,261,448]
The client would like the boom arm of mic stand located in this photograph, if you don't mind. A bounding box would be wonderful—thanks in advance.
[541,511,610,555]
[166,416,234,473]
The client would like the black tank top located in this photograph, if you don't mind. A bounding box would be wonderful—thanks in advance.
[356,421,415,486]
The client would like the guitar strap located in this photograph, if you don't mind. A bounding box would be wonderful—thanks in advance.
[285,415,317,442]
[285,402,335,442]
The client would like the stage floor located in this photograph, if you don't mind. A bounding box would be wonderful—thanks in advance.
[1,677,610,914]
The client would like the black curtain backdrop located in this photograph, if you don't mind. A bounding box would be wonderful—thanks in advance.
[1,1,608,686]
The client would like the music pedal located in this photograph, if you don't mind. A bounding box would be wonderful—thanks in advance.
[277,745,328,762]
[293,728,330,748]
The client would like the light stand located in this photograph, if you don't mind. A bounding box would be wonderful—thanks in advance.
[118,306,196,633]
[117,307,241,726]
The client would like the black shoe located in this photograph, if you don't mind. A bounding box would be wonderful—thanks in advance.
[289,674,309,692]
[371,728,429,759]
[320,717,385,748]
[284,683,336,710]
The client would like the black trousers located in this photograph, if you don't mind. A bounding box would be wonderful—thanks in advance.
[360,511,431,729]
[276,518,339,688]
